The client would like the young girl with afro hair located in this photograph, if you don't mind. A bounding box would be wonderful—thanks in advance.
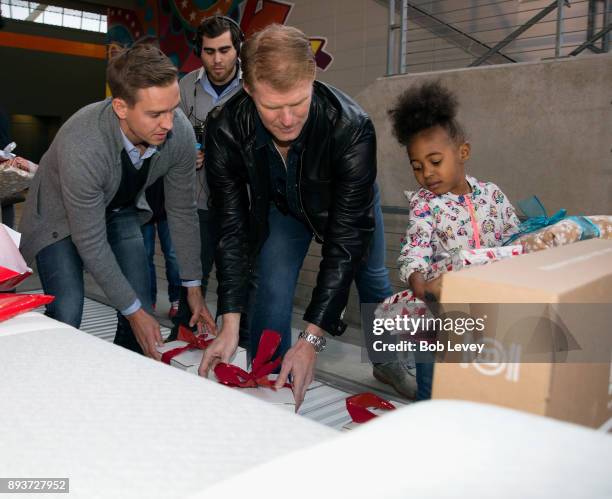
[388,81,520,301]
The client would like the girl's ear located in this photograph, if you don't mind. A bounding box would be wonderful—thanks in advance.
[459,142,471,162]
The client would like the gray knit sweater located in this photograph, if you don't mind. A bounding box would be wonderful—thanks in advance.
[19,98,201,312]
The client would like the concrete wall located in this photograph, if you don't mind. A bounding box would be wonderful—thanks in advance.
[359,53,612,216]
[287,0,390,97]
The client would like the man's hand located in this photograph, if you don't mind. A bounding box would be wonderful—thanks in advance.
[275,323,322,411]
[198,313,240,377]
[126,308,163,360]
[186,286,217,335]
[195,150,204,170]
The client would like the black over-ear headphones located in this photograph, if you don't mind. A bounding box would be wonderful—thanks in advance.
[193,15,245,57]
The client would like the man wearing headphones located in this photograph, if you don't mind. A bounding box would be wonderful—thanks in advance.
[173,15,244,330]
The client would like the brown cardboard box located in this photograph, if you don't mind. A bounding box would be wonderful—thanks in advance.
[432,239,612,429]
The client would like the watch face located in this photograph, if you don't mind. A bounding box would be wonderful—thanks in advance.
[313,335,326,352]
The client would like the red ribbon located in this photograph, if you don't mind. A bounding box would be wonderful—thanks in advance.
[214,329,290,389]
[161,324,214,365]
[346,392,396,424]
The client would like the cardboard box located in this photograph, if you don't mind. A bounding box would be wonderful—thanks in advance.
[432,239,612,429]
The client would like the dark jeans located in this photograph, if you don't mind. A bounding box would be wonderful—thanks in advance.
[248,184,393,360]
[36,207,153,354]
[169,208,256,343]
[141,218,181,304]
[171,208,216,324]
[1,204,15,229]
[416,362,434,401]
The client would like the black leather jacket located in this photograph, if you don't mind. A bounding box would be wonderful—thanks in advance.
[205,81,377,335]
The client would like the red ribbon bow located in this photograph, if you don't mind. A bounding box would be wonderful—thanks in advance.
[346,392,396,423]
[161,325,214,365]
[214,329,290,389]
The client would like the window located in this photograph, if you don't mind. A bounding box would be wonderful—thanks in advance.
[1,1,107,33]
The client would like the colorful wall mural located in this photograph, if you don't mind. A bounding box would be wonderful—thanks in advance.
[107,0,333,75]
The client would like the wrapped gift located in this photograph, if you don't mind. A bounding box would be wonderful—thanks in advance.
[504,195,611,252]
[156,326,247,375]
[0,224,32,291]
[424,245,523,282]
[214,330,296,408]
[377,245,523,326]
[0,144,36,200]
[240,374,296,411]
[513,215,612,253]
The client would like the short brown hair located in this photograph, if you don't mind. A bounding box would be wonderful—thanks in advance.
[241,24,316,91]
[107,44,178,106]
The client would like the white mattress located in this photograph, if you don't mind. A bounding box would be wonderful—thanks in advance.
[199,399,612,498]
[3,313,610,498]
[0,313,336,498]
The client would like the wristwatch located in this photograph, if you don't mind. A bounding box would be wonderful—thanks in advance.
[298,330,327,353]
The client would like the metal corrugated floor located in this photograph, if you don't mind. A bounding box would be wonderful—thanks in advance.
[35,294,381,431]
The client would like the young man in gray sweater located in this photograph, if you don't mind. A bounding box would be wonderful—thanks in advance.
[19,44,215,358]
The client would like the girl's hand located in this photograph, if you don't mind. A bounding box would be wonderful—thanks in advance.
[409,271,426,300]
[424,276,442,301]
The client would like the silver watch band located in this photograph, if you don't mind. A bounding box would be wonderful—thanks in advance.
[298,330,326,353]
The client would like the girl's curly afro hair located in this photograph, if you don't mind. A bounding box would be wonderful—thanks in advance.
[388,80,466,147]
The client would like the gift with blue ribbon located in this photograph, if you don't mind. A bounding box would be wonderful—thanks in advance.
[504,196,600,246]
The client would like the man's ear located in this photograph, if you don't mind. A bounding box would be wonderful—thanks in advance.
[243,82,252,97]
[112,97,129,120]
[459,142,471,162]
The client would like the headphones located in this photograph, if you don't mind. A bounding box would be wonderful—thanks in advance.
[193,15,245,57]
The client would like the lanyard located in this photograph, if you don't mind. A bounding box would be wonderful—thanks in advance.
[463,195,481,249]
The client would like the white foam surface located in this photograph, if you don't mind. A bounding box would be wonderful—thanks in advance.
[198,400,612,498]
[0,311,73,337]
[0,314,336,498]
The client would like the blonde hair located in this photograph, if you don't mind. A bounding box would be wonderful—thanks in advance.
[241,24,316,91]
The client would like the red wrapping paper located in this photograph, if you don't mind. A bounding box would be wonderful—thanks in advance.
[346,392,396,424]
[0,267,33,291]
[0,293,54,323]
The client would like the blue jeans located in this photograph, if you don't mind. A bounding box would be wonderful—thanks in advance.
[36,207,153,354]
[248,184,393,359]
[1,204,15,229]
[141,218,181,304]
[416,361,434,401]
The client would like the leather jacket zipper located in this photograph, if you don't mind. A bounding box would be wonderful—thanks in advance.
[297,148,323,242]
